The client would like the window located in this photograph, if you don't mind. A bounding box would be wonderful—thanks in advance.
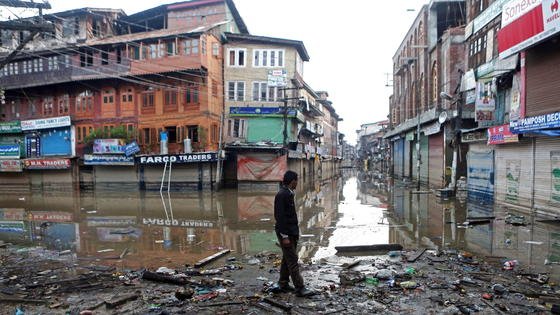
[42,97,53,115]
[142,128,151,145]
[227,81,245,101]
[211,124,218,142]
[103,125,115,136]
[116,49,122,64]
[121,88,133,103]
[187,125,199,142]
[164,89,178,106]
[183,39,199,55]
[150,44,158,59]
[58,94,69,114]
[102,89,115,104]
[126,124,134,136]
[253,49,284,67]
[185,84,199,104]
[167,41,176,56]
[227,48,246,67]
[165,126,178,143]
[76,90,94,113]
[142,88,155,108]
[212,79,218,98]
[201,37,207,55]
[80,51,93,67]
[101,50,109,65]
[131,46,140,60]
[227,118,246,138]
[252,82,281,102]
[74,17,80,35]
[47,56,59,71]
[212,43,219,56]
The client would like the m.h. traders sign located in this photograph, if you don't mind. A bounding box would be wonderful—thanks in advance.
[138,153,218,164]
[510,111,560,132]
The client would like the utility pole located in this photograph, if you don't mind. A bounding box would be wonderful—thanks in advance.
[279,87,301,151]
[0,1,54,69]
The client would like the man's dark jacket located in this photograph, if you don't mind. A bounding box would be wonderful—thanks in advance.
[274,186,299,236]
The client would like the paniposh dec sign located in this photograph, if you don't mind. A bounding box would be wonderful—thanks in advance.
[510,111,560,133]
[137,153,218,165]
[488,124,519,144]
[21,116,71,131]
[498,0,560,58]
[24,158,71,170]
[0,121,21,134]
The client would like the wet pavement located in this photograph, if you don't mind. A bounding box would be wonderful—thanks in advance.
[0,171,558,313]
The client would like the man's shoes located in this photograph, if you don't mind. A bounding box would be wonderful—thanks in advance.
[295,287,315,297]
[279,284,296,292]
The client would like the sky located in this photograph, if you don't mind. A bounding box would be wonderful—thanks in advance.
[7,0,429,144]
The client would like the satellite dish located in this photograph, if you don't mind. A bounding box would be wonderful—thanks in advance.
[438,111,448,124]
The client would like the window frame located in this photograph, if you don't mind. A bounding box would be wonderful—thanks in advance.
[227,48,247,67]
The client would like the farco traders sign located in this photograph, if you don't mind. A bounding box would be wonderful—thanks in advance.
[21,116,71,131]
[498,0,560,58]
[138,153,218,165]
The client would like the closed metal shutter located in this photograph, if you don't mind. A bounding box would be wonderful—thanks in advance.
[428,132,444,188]
[404,140,411,178]
[526,39,560,117]
[467,143,494,205]
[412,140,418,180]
[394,139,404,178]
[494,139,533,208]
[420,135,429,185]
[534,137,560,216]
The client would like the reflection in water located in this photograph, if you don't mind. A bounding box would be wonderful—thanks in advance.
[0,172,558,281]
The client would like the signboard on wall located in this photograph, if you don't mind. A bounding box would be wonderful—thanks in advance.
[230,107,297,116]
[0,145,20,159]
[462,131,488,143]
[93,139,126,154]
[488,124,519,145]
[24,158,71,170]
[29,212,73,222]
[124,141,140,157]
[137,153,218,165]
[510,111,560,132]
[0,121,21,134]
[267,69,287,87]
[0,160,22,172]
[21,116,71,131]
[84,154,135,166]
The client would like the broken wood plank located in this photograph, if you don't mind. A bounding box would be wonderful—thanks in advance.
[119,247,129,259]
[198,301,245,307]
[407,248,427,262]
[335,244,403,253]
[194,249,231,268]
[142,270,190,285]
[0,297,47,304]
[427,255,447,263]
[342,259,361,269]
[252,301,282,313]
[105,293,138,309]
[481,299,506,315]
[263,297,292,311]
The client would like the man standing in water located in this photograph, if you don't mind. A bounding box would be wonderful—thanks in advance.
[274,170,314,297]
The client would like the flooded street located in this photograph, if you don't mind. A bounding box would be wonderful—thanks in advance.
[0,171,558,280]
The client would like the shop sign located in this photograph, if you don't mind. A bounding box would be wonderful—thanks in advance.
[462,130,489,143]
[124,141,140,157]
[21,116,71,131]
[137,153,218,165]
[24,158,71,170]
[0,221,25,233]
[0,121,21,134]
[93,139,125,154]
[510,111,560,133]
[229,107,297,116]
[473,0,510,34]
[142,217,214,228]
[86,216,137,227]
[288,150,304,159]
[405,131,415,141]
[84,154,135,166]
[498,0,560,58]
[422,121,441,136]
[0,160,22,172]
[0,208,24,220]
[29,211,73,222]
[475,79,496,111]
[487,124,519,144]
[460,69,476,91]
[0,145,20,159]
[267,69,287,87]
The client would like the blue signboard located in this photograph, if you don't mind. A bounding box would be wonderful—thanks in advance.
[124,141,140,157]
[230,107,297,116]
[510,112,560,133]
[84,154,135,166]
[160,131,168,142]
[0,144,20,158]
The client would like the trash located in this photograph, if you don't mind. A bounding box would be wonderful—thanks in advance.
[400,281,418,289]
[199,269,222,275]
[215,288,227,294]
[387,251,401,258]
[247,258,261,265]
[339,270,365,285]
[18,197,25,201]
[156,267,175,275]
[227,257,236,262]
[406,248,427,262]
[524,241,544,245]
[482,293,493,300]
[155,240,164,243]
[335,244,403,253]
[86,211,97,214]
[405,267,416,275]
[193,292,218,302]
[15,307,24,315]
[527,273,549,284]
[174,287,194,301]
[365,277,379,285]
[386,279,395,287]
[505,214,526,226]
[97,249,114,253]
[503,260,518,270]
[194,249,231,268]
[58,250,72,256]
[491,284,507,295]
[260,218,271,222]
[257,276,269,281]
[375,269,394,280]
[105,293,138,309]
[551,304,560,314]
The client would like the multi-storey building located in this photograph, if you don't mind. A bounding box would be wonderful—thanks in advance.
[385,0,466,190]
[0,0,248,189]
[221,33,341,189]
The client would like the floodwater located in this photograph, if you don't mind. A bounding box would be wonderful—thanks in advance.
[0,171,558,280]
